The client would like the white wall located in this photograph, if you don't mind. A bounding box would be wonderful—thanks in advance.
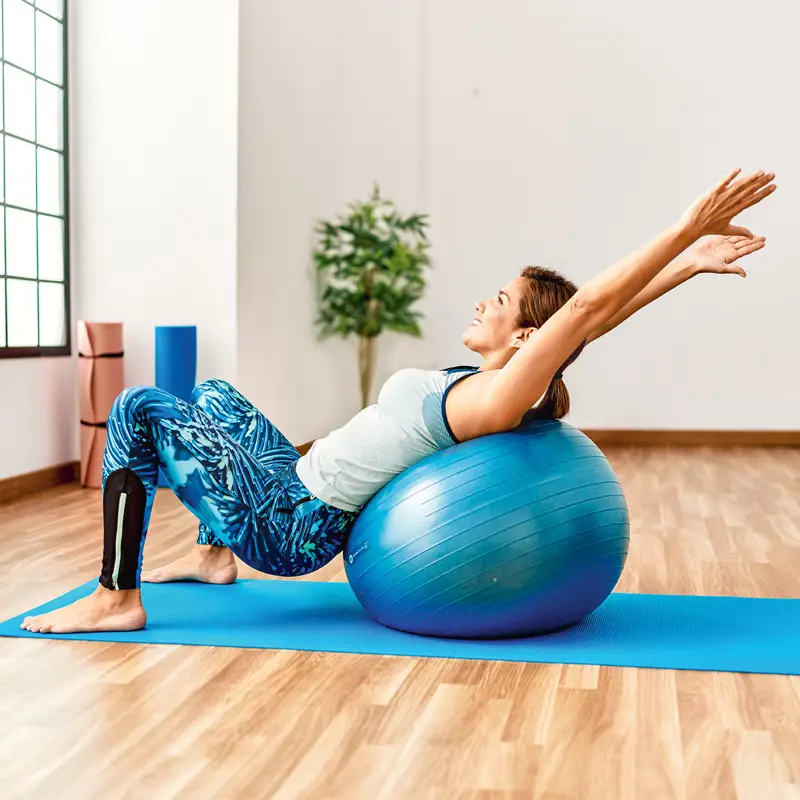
[4,0,797,482]
[237,0,425,444]
[424,0,797,430]
[2,0,239,481]
[71,0,239,389]
[238,0,798,439]
[0,0,238,481]
[0,358,77,480]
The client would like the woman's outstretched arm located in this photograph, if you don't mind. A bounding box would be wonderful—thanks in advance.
[577,169,775,323]
[475,167,777,431]
[585,231,767,344]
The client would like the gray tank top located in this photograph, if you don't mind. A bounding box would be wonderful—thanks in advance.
[294,366,479,512]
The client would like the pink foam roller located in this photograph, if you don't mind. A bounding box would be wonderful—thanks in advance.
[78,321,124,488]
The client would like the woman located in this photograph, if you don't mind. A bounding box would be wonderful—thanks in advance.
[22,167,776,634]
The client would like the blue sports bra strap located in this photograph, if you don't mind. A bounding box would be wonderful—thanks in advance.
[442,365,480,375]
[440,368,481,443]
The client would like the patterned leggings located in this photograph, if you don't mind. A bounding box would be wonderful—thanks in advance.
[99,379,357,589]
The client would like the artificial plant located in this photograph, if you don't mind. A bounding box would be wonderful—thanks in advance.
[313,185,431,408]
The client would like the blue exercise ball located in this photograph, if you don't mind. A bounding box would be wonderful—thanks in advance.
[344,419,630,638]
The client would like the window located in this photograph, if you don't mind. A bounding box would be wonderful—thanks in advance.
[1,0,68,358]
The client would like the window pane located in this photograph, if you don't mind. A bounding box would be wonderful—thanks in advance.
[35,12,63,86]
[37,148,63,214]
[0,71,4,130]
[6,208,37,278]
[36,0,63,20]
[7,277,38,346]
[4,64,36,141]
[5,136,36,209]
[39,216,64,281]
[39,280,65,346]
[4,0,35,72]
[38,215,63,280]
[0,279,5,346]
[36,80,63,150]
[0,140,3,201]
[0,213,4,275]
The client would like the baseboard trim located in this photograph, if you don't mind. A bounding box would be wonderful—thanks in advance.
[0,460,80,504]
[581,429,800,447]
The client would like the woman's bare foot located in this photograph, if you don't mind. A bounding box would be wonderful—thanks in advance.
[142,544,238,585]
[20,585,146,634]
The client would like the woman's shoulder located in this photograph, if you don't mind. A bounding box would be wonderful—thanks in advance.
[384,365,478,387]
[442,368,510,442]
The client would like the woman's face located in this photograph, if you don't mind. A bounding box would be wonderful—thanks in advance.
[462,277,532,355]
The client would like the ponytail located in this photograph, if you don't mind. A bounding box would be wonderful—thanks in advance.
[526,375,571,421]
[524,340,586,422]
[516,266,587,422]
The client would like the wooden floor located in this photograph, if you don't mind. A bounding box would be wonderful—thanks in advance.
[0,446,799,799]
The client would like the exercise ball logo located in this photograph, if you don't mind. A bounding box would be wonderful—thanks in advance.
[348,543,368,564]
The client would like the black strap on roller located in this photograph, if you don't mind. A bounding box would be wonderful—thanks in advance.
[78,351,124,359]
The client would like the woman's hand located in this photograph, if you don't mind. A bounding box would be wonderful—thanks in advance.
[680,168,777,239]
[689,232,767,278]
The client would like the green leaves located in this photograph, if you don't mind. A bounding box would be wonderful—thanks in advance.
[313,184,431,342]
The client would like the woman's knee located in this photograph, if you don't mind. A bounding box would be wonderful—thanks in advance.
[109,385,178,423]
[191,378,236,407]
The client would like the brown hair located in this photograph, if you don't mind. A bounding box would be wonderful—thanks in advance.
[516,266,586,421]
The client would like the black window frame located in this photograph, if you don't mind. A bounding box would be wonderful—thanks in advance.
[0,0,70,359]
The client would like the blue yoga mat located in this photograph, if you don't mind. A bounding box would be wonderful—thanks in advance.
[0,580,800,675]
[1,581,798,675]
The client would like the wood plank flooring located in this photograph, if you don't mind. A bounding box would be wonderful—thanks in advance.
[0,445,798,799]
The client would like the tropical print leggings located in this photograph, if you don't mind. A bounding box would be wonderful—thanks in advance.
[98,379,357,590]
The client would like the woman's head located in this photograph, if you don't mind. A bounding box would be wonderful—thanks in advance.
[462,265,584,419]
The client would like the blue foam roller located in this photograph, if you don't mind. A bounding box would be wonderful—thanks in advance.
[155,325,197,486]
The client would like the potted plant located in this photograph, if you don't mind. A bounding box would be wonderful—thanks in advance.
[313,185,432,408]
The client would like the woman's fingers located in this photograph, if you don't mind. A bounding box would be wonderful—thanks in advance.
[728,171,775,203]
[709,261,747,277]
[748,171,776,194]
[726,225,756,238]
[733,235,766,247]
[735,239,767,257]
[714,167,742,193]
[738,183,778,212]
[721,176,776,219]
[721,172,774,212]
[688,168,774,236]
